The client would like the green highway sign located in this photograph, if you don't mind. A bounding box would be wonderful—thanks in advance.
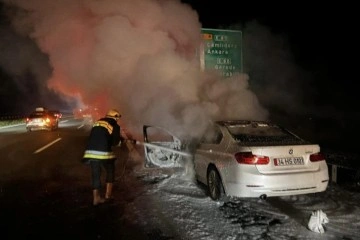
[200,28,243,78]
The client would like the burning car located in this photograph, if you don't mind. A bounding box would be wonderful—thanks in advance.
[143,120,329,201]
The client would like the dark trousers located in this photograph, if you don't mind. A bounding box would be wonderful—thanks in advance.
[90,159,115,190]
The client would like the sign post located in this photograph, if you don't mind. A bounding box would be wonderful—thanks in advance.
[200,28,243,78]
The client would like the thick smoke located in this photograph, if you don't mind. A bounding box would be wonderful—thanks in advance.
[2,0,268,139]
[0,24,74,113]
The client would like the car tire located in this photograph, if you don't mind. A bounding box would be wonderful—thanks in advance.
[207,166,225,201]
[26,127,31,132]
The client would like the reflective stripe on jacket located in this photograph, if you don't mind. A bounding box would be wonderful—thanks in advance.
[83,150,116,159]
[93,120,113,134]
[82,117,121,160]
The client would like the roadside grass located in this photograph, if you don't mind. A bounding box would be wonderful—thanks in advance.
[0,119,25,127]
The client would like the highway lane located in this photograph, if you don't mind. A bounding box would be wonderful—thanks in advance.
[1,117,359,239]
[0,118,92,181]
[0,117,153,239]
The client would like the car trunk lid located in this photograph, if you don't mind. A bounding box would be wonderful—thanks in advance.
[249,144,323,174]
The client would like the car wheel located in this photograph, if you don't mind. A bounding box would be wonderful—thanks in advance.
[207,166,225,201]
[26,127,31,132]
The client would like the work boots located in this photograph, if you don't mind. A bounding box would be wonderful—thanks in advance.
[93,189,105,206]
[105,183,113,201]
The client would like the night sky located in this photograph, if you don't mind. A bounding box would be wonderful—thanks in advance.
[0,1,358,151]
[187,1,354,91]
[183,1,358,150]
[194,1,356,92]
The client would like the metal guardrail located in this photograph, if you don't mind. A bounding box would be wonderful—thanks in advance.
[328,163,360,185]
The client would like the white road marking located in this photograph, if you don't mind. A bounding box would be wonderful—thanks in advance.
[34,138,62,154]
[0,123,25,129]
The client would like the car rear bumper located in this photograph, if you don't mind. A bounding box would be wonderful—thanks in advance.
[223,169,329,198]
[26,123,57,130]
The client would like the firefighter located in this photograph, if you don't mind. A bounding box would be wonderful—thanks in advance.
[83,109,133,206]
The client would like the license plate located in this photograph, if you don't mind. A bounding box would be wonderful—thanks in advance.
[274,157,304,166]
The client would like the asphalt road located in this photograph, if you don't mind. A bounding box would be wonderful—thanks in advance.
[0,119,159,240]
[1,118,359,240]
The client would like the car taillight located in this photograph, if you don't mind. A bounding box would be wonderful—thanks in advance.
[310,153,325,162]
[234,152,270,165]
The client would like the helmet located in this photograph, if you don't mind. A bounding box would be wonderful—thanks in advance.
[106,109,121,119]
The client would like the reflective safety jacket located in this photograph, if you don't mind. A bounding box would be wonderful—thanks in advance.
[83,117,122,160]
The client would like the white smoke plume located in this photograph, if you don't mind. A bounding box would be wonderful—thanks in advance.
[2,0,268,139]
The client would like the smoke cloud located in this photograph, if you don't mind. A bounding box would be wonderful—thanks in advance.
[1,0,269,139]
[242,22,314,116]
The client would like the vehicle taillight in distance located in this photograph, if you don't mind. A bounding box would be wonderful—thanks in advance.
[235,152,270,165]
[310,152,325,162]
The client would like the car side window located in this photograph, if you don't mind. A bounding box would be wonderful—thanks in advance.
[201,125,222,144]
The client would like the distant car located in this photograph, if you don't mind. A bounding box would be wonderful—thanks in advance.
[73,107,99,120]
[143,120,329,201]
[49,110,62,119]
[26,111,59,131]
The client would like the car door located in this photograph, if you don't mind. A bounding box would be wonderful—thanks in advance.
[193,124,225,183]
[143,125,188,168]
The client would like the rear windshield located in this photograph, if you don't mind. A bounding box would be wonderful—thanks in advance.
[225,122,308,144]
[29,112,48,118]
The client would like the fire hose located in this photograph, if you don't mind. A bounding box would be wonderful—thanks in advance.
[135,141,192,157]
[116,138,192,179]
[116,124,193,179]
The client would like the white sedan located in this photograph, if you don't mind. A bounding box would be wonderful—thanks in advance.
[143,120,329,201]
